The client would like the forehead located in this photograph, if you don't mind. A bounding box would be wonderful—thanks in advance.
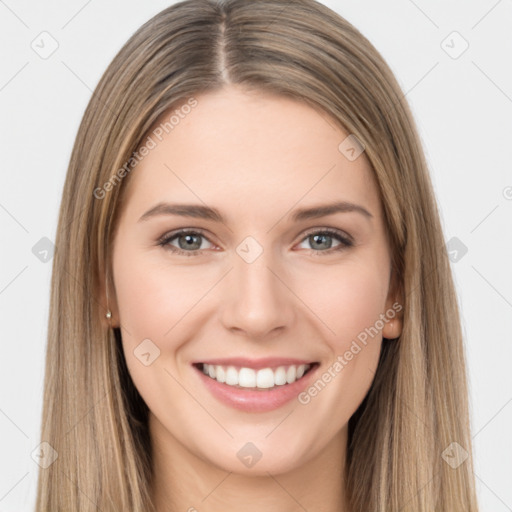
[120,85,381,224]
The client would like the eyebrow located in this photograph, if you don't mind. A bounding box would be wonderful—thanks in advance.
[138,200,373,223]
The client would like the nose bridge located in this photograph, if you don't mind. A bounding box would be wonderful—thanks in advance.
[220,235,294,337]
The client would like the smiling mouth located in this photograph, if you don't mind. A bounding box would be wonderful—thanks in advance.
[193,362,319,390]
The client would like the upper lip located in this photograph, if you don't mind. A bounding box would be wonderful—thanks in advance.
[194,357,317,370]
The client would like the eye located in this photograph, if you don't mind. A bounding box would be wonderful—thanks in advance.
[157,227,353,257]
[296,228,353,255]
[157,229,215,257]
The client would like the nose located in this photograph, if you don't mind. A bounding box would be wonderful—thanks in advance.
[219,245,296,340]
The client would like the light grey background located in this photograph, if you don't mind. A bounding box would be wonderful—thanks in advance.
[0,1,511,510]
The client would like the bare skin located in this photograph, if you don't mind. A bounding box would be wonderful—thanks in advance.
[107,84,402,511]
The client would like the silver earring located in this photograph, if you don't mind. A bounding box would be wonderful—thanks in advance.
[106,310,112,319]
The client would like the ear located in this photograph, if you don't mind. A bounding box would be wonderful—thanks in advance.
[382,265,404,340]
[97,263,120,329]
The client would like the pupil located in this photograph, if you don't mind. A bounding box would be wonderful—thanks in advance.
[312,234,331,249]
[181,234,200,250]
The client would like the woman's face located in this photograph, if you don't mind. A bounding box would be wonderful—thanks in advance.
[110,84,401,475]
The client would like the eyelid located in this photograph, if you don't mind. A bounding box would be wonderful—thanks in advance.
[300,226,354,244]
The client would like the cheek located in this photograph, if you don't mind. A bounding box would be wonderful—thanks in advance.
[112,249,197,411]
[299,258,389,348]
[295,265,387,427]
[113,249,201,342]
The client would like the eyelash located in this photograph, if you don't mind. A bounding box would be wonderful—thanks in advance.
[157,227,354,257]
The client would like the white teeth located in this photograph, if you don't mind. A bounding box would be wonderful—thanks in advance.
[256,368,274,389]
[216,366,226,383]
[201,363,312,389]
[286,365,296,383]
[239,368,256,388]
[225,366,239,386]
[274,366,287,385]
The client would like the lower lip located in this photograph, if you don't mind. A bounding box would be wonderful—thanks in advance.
[193,364,319,413]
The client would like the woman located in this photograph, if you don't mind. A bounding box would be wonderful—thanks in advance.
[35,0,479,510]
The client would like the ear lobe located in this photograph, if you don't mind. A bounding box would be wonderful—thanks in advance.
[383,267,404,340]
[97,268,120,329]
[382,315,402,340]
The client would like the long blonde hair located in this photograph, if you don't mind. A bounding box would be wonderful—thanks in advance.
[35,0,479,510]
